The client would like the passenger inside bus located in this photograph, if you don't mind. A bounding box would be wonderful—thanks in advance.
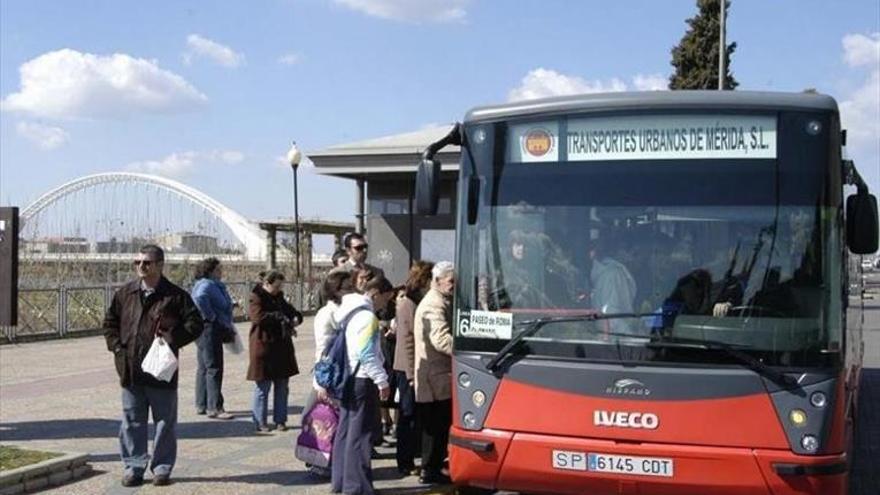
[495,229,576,310]
[585,233,639,334]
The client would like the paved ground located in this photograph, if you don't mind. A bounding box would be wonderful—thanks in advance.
[0,317,447,495]
[1,283,878,494]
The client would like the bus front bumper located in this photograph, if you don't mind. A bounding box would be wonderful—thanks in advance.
[449,427,847,495]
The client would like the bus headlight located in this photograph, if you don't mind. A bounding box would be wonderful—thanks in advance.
[458,372,472,388]
[789,409,807,427]
[472,390,486,408]
[463,412,477,429]
[810,392,827,408]
[801,434,819,452]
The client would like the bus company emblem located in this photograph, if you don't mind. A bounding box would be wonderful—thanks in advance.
[524,128,553,157]
[606,378,651,397]
[594,410,659,430]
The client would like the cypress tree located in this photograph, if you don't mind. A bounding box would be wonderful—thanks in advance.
[669,0,738,90]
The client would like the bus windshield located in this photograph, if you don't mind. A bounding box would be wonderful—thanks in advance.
[455,114,843,368]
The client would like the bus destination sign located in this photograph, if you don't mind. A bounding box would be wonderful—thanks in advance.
[510,115,777,162]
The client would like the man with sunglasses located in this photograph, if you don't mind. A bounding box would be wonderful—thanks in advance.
[103,244,203,487]
[329,233,383,279]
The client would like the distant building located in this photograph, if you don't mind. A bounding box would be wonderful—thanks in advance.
[22,237,90,254]
[94,237,148,254]
[156,232,220,254]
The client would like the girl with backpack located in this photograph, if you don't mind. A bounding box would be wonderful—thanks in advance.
[330,275,395,495]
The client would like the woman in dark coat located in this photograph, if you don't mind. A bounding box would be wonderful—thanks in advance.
[247,270,302,432]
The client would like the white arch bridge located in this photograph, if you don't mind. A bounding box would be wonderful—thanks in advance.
[21,172,267,260]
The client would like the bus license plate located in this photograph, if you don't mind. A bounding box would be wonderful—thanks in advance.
[552,450,673,477]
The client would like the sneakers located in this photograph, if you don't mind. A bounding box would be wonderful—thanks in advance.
[121,473,143,487]
[275,423,288,432]
[207,410,234,420]
[153,473,171,486]
[195,409,206,415]
[255,424,271,433]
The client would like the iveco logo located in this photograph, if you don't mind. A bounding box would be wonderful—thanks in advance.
[606,378,651,397]
[594,410,659,430]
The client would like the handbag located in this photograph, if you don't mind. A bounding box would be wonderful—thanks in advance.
[141,336,178,382]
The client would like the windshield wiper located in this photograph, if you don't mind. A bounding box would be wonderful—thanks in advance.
[647,335,798,388]
[484,313,660,373]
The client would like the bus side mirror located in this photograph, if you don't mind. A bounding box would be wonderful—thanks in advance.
[847,193,879,254]
[416,158,441,215]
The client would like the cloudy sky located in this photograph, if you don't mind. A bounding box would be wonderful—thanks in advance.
[1,0,878,226]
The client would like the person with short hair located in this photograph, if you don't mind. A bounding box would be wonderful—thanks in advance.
[103,244,204,487]
[191,257,236,420]
[330,233,384,279]
[413,261,455,485]
[332,249,349,269]
[247,270,303,432]
[331,274,394,495]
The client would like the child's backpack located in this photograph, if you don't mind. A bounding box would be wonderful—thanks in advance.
[314,309,364,399]
[295,401,339,468]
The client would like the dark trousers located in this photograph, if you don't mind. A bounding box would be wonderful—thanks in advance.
[418,398,451,475]
[332,378,379,495]
[194,329,224,413]
[395,371,419,471]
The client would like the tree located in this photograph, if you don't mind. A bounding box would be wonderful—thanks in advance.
[669,0,738,90]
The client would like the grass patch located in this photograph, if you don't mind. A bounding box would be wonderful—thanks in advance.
[0,445,63,471]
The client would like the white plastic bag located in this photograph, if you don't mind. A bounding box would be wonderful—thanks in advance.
[224,330,244,355]
[141,336,178,382]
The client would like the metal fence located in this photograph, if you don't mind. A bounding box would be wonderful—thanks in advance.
[2,280,317,343]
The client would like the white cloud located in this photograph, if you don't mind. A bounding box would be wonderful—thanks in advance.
[840,33,880,149]
[632,73,668,91]
[839,33,880,192]
[842,32,880,68]
[0,49,207,120]
[183,34,245,68]
[277,53,302,66]
[217,150,245,164]
[126,150,245,178]
[334,0,468,23]
[508,69,667,102]
[15,121,70,149]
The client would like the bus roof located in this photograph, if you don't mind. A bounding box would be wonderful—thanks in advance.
[465,91,839,123]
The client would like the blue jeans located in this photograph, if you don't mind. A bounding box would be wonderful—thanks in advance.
[119,385,177,477]
[252,379,289,427]
[195,328,225,413]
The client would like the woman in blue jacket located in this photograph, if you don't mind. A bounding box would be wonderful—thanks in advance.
[192,257,236,419]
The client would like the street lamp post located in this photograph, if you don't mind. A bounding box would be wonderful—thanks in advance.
[286,142,303,307]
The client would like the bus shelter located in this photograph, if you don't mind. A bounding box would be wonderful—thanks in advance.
[309,125,460,284]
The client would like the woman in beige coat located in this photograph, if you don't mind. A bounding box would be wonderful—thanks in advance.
[412,261,455,485]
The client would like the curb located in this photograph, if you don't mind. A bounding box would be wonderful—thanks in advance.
[0,452,91,495]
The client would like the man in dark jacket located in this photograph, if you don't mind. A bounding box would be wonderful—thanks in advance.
[103,245,203,487]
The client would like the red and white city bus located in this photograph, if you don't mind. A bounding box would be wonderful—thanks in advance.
[415,91,878,495]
